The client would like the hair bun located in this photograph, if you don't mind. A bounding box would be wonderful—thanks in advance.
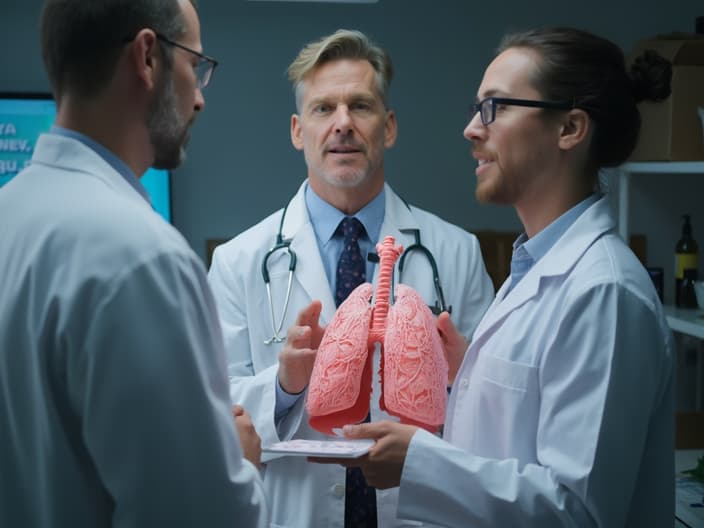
[629,50,672,103]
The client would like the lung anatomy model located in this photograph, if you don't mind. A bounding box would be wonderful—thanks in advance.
[306,236,448,435]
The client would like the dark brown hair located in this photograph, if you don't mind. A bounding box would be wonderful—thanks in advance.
[40,0,197,101]
[498,27,672,169]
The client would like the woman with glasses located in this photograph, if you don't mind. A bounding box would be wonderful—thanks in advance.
[316,26,674,527]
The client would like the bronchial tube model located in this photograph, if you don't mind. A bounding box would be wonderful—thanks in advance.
[307,236,448,435]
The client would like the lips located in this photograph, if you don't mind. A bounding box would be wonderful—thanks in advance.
[472,151,493,165]
[472,150,494,177]
[326,144,362,154]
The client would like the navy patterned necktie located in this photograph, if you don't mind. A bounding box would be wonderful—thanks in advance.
[335,217,367,307]
[334,217,377,527]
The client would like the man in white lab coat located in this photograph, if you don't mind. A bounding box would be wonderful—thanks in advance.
[324,27,676,527]
[0,1,267,526]
[208,29,494,527]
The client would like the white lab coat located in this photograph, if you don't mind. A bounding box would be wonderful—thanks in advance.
[0,133,267,528]
[397,196,674,527]
[208,181,494,527]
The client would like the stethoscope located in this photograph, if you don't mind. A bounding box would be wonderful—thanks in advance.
[261,204,296,344]
[261,203,451,345]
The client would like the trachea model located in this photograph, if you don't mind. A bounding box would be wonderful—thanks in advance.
[307,236,448,435]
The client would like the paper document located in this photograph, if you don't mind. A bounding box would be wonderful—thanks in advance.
[263,439,374,458]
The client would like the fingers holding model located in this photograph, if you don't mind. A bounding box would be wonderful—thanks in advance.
[436,311,469,386]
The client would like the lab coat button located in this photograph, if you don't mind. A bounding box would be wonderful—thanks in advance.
[332,484,345,498]
[459,378,469,389]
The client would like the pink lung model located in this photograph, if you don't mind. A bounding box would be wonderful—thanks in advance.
[307,236,448,435]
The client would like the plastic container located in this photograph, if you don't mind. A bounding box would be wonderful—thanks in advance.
[694,280,704,309]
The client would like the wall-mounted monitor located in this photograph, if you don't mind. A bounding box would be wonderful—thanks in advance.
[0,92,172,223]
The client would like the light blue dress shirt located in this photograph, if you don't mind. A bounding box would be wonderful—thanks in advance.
[508,194,600,292]
[304,182,385,287]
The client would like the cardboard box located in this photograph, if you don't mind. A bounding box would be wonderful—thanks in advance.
[629,34,704,161]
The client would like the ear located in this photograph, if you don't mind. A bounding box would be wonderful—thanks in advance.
[291,114,304,151]
[129,29,161,92]
[557,109,590,151]
[383,109,398,149]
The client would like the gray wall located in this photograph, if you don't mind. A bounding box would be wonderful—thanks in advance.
[2,0,703,306]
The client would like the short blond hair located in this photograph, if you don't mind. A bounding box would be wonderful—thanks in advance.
[287,29,393,111]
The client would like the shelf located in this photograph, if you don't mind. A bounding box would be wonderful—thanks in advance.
[664,305,704,340]
[621,161,704,174]
[616,161,704,241]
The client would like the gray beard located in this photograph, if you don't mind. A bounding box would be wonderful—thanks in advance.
[147,75,188,170]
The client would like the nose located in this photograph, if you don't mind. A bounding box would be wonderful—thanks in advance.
[194,87,205,112]
[334,105,353,135]
[463,110,484,142]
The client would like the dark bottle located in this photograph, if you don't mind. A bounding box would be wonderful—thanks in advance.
[675,215,699,307]
[680,269,699,309]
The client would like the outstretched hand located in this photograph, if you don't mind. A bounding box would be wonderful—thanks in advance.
[436,311,469,385]
[278,300,326,395]
[309,421,418,489]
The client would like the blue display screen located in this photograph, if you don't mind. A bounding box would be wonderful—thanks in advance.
[0,93,172,223]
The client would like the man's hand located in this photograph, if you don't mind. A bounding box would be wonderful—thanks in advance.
[437,311,469,385]
[232,405,262,468]
[309,421,418,489]
[278,300,326,395]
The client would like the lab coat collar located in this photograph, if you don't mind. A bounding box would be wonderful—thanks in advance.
[32,133,152,213]
[372,185,424,287]
[380,184,421,240]
[280,182,420,239]
[473,196,615,341]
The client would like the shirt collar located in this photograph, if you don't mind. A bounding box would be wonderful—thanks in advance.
[514,193,601,264]
[50,126,151,204]
[304,182,385,245]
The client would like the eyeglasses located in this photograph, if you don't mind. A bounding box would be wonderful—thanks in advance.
[470,97,573,126]
[155,33,218,89]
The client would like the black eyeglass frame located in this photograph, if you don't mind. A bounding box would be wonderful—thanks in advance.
[154,33,218,89]
[471,97,574,126]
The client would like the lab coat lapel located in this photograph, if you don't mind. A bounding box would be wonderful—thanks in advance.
[471,264,543,342]
[470,196,615,344]
[282,183,337,325]
[377,184,421,283]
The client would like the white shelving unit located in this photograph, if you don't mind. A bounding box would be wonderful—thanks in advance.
[664,305,704,340]
[616,161,704,411]
[664,305,704,411]
[616,161,704,240]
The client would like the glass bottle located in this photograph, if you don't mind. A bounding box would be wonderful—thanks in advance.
[680,269,699,309]
[675,215,699,307]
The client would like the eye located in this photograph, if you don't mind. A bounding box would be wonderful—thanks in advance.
[193,59,205,74]
[312,104,332,115]
[350,101,373,112]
